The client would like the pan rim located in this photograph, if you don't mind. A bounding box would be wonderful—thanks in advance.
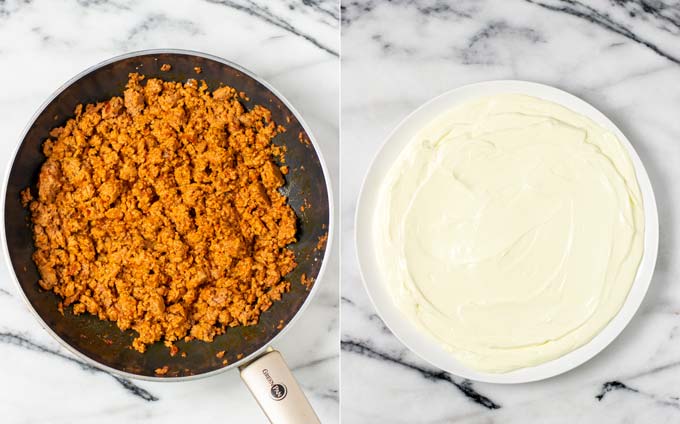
[0,48,335,382]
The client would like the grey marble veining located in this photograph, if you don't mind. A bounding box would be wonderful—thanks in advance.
[341,0,680,422]
[0,0,338,423]
[4,0,680,421]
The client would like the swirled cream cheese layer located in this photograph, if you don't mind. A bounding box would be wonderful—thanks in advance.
[375,94,644,373]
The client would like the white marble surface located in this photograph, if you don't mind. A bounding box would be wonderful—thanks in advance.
[0,0,338,423]
[341,0,680,422]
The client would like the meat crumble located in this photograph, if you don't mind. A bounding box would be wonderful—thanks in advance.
[22,73,297,352]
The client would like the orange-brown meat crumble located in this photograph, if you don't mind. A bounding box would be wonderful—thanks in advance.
[22,73,297,352]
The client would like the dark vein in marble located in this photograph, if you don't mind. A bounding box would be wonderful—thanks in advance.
[596,380,680,410]
[341,296,355,305]
[0,332,158,402]
[524,0,680,65]
[76,0,113,6]
[0,287,13,296]
[203,0,338,56]
[0,0,32,19]
[595,380,639,400]
[75,0,130,10]
[366,312,391,333]
[342,296,392,334]
[318,388,339,402]
[341,0,475,26]
[371,33,415,55]
[127,13,202,40]
[467,21,544,47]
[342,339,500,410]
[612,0,680,32]
[342,296,392,333]
[291,354,337,371]
[461,20,545,64]
[628,359,680,379]
[112,376,158,402]
[301,0,339,20]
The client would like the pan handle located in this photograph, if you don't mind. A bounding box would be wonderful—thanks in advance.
[239,348,321,424]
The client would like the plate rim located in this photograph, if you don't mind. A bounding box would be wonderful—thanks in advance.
[354,79,659,384]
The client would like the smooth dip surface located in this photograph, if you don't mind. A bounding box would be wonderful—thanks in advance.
[374,94,644,373]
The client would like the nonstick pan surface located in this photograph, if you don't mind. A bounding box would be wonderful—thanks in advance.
[2,49,332,380]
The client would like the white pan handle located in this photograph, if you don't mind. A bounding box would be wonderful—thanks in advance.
[239,348,321,424]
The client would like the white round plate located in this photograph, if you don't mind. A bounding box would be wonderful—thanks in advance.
[355,80,659,384]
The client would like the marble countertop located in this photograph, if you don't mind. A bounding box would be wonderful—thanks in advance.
[0,1,338,423]
[341,0,680,423]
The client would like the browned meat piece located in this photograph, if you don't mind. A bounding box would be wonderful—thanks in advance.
[101,97,124,119]
[261,160,285,189]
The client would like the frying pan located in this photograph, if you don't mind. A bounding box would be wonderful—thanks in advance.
[1,49,332,423]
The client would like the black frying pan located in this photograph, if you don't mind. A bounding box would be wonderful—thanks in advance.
[2,50,332,420]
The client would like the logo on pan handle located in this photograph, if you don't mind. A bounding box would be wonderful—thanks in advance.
[263,368,288,401]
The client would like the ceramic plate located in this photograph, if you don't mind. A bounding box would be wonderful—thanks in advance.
[355,80,659,384]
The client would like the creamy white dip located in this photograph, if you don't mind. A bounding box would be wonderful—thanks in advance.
[374,94,644,373]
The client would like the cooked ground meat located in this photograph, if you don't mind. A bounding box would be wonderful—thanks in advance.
[22,73,297,352]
